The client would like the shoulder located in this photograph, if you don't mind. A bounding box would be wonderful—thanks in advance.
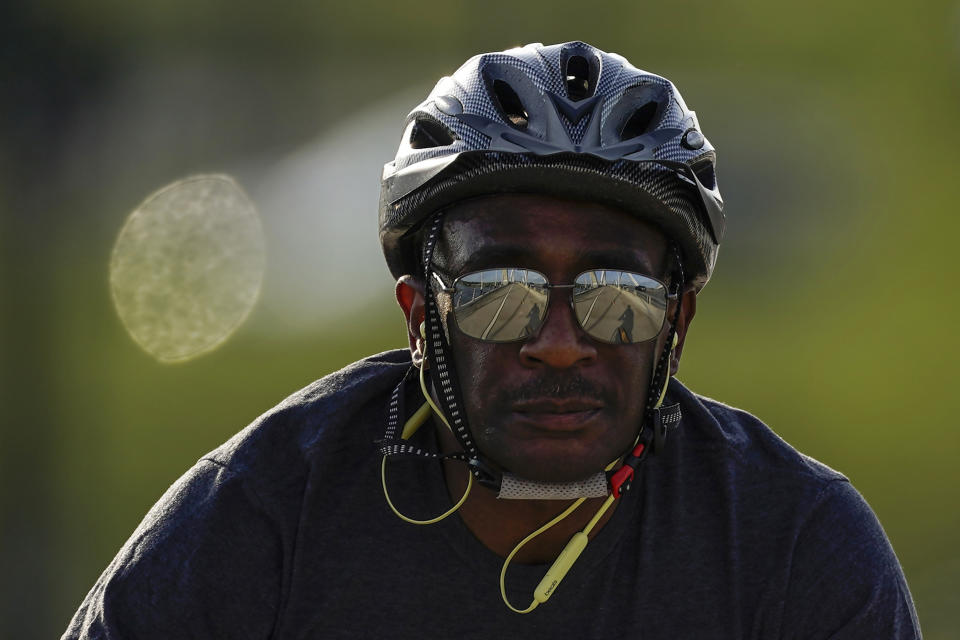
[201,349,411,484]
[664,380,920,637]
[669,379,847,486]
[781,479,922,637]
[62,350,413,639]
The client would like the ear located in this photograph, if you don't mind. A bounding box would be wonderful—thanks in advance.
[396,275,427,368]
[670,287,697,376]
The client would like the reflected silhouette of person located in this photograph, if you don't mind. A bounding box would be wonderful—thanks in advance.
[522,303,541,338]
[615,305,634,344]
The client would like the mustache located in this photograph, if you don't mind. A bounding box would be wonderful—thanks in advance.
[500,373,609,405]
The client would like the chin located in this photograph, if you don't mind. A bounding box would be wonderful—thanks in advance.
[518,466,604,483]
[493,448,613,483]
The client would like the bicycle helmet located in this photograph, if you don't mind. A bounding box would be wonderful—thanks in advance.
[379,40,724,290]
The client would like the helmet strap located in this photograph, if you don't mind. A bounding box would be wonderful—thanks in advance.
[396,222,686,494]
[420,213,501,487]
[640,243,685,453]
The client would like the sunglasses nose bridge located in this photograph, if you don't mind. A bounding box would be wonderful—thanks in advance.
[549,282,583,332]
[519,283,597,367]
[517,282,583,342]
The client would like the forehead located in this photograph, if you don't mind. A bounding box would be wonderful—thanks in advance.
[437,194,668,275]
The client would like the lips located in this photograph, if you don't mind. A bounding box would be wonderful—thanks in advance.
[511,398,603,432]
[513,398,602,413]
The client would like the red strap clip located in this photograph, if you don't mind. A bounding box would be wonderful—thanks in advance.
[609,442,646,498]
[609,466,634,498]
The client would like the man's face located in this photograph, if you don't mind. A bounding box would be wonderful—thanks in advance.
[429,194,679,483]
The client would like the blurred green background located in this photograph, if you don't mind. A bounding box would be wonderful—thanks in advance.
[2,0,957,637]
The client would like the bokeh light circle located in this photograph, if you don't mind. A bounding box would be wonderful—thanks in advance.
[109,174,266,363]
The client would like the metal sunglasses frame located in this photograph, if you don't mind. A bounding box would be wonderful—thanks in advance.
[429,265,679,344]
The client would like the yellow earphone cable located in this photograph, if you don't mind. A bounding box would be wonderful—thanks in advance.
[380,337,474,525]
[498,333,678,612]
[384,324,676,608]
[498,457,619,613]
[499,498,588,614]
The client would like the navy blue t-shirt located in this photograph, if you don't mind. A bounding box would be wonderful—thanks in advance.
[63,350,921,638]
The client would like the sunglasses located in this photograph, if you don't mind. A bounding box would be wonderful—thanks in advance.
[430,267,677,344]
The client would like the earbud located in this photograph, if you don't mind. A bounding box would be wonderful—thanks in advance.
[671,333,679,350]
[416,321,428,369]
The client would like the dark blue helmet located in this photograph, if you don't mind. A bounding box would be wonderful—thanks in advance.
[379,41,724,289]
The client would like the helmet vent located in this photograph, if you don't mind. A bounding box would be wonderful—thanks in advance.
[619,101,659,140]
[565,55,592,101]
[408,117,457,149]
[492,79,529,129]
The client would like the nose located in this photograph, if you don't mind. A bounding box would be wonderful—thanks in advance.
[519,291,598,369]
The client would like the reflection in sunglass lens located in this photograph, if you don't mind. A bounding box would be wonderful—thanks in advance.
[573,271,666,344]
[448,268,667,344]
[453,269,548,342]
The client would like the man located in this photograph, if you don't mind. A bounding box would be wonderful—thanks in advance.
[64,42,921,638]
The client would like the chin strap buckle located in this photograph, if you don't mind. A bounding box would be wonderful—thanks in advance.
[652,402,682,455]
[608,403,682,498]
[608,443,644,498]
[468,457,503,491]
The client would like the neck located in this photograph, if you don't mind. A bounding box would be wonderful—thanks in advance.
[435,421,618,564]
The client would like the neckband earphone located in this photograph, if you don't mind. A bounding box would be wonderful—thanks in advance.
[380,347,474,525]
[380,323,679,612]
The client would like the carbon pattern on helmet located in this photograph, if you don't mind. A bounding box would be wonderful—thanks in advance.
[382,151,717,289]
[381,41,723,289]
